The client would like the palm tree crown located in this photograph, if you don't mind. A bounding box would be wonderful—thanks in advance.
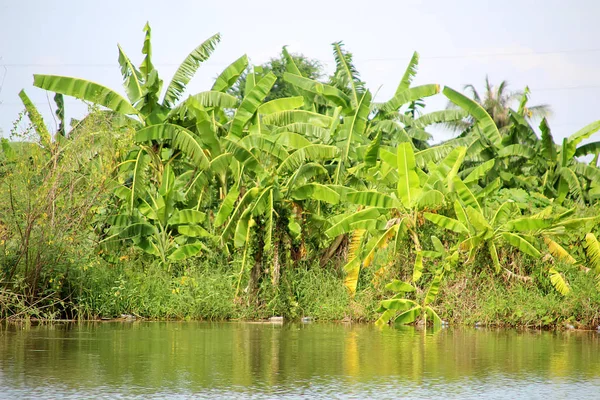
[447,76,552,133]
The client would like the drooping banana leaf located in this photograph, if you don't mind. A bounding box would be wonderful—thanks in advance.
[544,237,576,264]
[213,181,240,225]
[453,177,482,213]
[565,120,600,160]
[277,144,339,173]
[127,149,149,212]
[168,242,204,261]
[346,191,399,208]
[394,305,422,326]
[584,233,600,274]
[54,93,66,137]
[262,110,332,127]
[443,86,501,148]
[497,144,535,158]
[501,232,541,258]
[424,213,469,234]
[549,268,570,296]
[424,274,443,305]
[222,137,264,173]
[364,130,382,167]
[212,55,248,92]
[385,280,416,293]
[463,159,495,184]
[258,96,304,115]
[220,187,260,243]
[575,141,600,157]
[381,84,440,113]
[135,124,210,170]
[290,183,340,204]
[325,208,383,237]
[489,242,502,273]
[186,91,238,109]
[505,217,553,232]
[169,209,206,225]
[238,134,289,161]
[424,306,443,328]
[33,75,138,116]
[283,73,351,110]
[539,118,557,161]
[413,109,468,129]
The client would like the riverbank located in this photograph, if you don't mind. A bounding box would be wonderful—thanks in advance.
[3,259,599,330]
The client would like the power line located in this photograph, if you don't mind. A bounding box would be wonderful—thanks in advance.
[2,47,600,68]
[528,84,600,92]
[362,47,600,62]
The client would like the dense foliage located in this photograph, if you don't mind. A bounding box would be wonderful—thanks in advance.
[1,24,600,327]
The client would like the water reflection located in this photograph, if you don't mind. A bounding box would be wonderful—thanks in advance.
[0,322,599,398]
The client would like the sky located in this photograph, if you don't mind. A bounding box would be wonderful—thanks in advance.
[1,0,599,143]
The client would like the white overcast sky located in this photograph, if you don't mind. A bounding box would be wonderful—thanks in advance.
[1,0,599,143]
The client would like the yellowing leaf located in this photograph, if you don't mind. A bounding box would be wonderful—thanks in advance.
[549,268,570,296]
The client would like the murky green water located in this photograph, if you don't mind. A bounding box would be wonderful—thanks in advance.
[0,322,599,399]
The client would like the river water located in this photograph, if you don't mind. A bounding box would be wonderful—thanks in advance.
[0,321,599,399]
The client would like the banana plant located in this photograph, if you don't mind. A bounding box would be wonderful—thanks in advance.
[106,165,209,269]
[375,237,459,327]
[487,114,600,203]
[281,45,450,189]
[539,119,600,204]
[583,233,600,290]
[443,85,600,202]
[325,142,466,295]
[213,114,341,291]
[423,178,597,294]
[32,23,251,203]
[33,23,225,126]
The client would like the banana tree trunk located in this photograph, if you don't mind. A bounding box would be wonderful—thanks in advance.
[271,237,280,286]
[249,230,264,294]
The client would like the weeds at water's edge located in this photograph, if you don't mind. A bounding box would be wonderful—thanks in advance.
[2,259,600,330]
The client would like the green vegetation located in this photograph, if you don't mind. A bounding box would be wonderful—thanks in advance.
[1,24,600,328]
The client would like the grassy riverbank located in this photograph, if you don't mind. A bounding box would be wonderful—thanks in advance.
[3,252,599,329]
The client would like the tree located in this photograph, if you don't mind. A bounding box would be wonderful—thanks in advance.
[230,50,323,101]
[446,76,552,133]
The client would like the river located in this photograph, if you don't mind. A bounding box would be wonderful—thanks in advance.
[1,321,599,398]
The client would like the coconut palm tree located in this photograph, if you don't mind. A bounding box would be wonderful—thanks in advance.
[446,76,552,133]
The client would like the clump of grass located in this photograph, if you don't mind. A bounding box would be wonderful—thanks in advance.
[72,258,241,320]
[437,263,600,329]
